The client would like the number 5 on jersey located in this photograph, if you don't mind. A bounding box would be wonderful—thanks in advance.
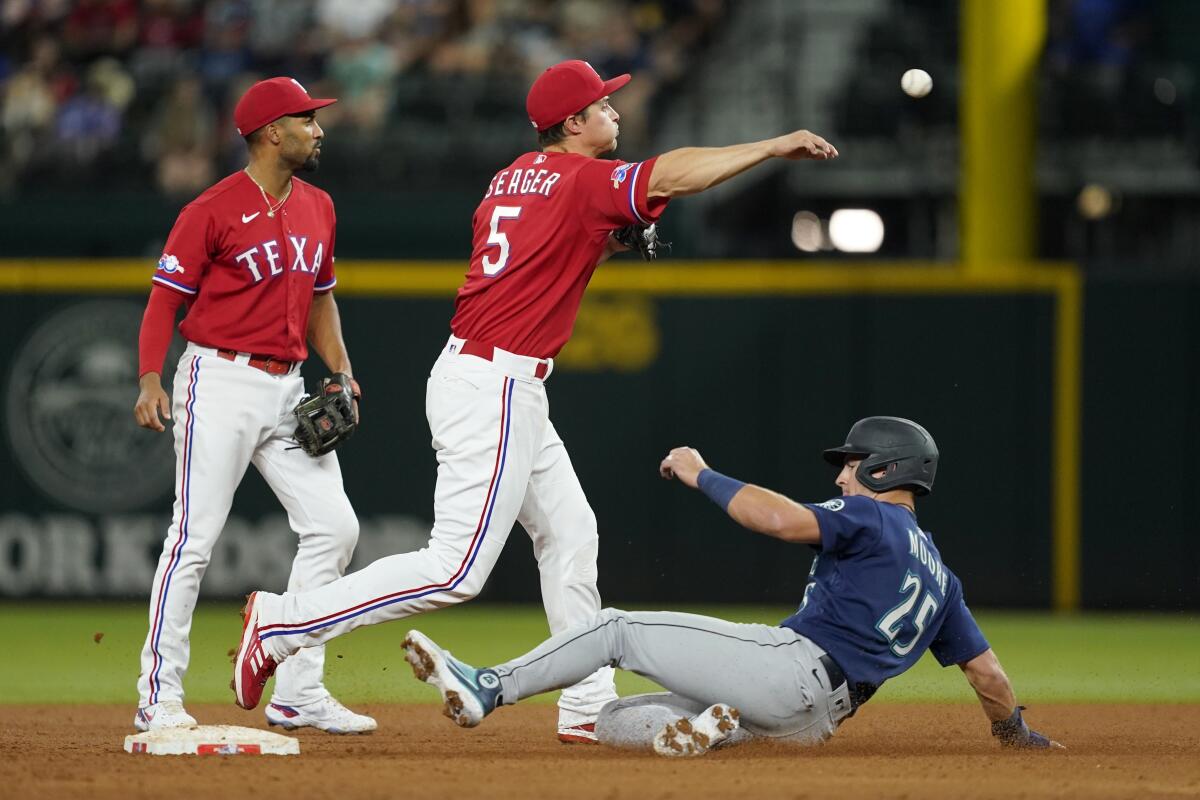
[483,206,523,276]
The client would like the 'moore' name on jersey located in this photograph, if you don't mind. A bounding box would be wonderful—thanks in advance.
[906,527,950,597]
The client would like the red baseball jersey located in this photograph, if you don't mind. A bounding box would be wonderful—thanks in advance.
[151,171,337,362]
[450,151,668,359]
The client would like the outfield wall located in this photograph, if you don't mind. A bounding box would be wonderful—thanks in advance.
[0,262,1194,609]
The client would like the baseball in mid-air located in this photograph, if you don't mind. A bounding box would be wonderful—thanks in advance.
[901,68,933,98]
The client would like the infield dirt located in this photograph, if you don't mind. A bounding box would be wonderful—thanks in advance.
[2,703,1197,800]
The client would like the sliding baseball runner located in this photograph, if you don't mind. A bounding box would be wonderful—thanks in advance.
[232,60,838,742]
[400,417,1064,757]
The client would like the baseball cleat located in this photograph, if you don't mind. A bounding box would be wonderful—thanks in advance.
[266,697,377,734]
[231,592,278,710]
[652,704,740,758]
[133,699,197,732]
[402,629,501,727]
[557,722,599,744]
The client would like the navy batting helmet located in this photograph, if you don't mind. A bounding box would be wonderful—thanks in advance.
[822,416,938,495]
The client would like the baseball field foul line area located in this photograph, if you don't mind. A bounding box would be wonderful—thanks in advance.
[1,604,1198,799]
[2,703,1196,800]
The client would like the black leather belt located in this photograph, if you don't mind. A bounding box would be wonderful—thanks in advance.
[818,653,877,713]
[819,653,846,690]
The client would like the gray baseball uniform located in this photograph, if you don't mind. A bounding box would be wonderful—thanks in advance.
[484,493,994,750]
[492,608,855,747]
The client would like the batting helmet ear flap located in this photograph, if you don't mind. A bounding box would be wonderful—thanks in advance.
[856,451,937,496]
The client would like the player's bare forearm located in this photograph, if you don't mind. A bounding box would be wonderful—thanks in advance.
[960,649,1018,722]
[727,485,822,544]
[647,130,837,198]
[647,142,773,198]
[660,446,820,544]
[307,292,353,375]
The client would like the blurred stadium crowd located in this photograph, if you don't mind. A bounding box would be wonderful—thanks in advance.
[0,0,724,196]
[2,0,1199,265]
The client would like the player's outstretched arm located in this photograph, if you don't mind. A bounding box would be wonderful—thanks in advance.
[960,649,1064,749]
[646,130,838,199]
[659,446,821,543]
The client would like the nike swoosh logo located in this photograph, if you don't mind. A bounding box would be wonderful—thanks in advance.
[242,212,260,223]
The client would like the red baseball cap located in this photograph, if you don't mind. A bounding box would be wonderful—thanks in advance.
[234,77,337,136]
[526,60,631,132]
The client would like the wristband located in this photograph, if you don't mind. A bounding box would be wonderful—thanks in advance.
[697,469,745,512]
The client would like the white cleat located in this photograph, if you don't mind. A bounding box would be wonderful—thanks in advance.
[652,704,740,758]
[265,696,377,734]
[134,699,198,732]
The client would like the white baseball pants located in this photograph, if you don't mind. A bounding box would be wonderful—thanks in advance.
[257,337,617,721]
[137,344,359,709]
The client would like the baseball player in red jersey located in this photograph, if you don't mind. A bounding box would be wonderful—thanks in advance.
[231,61,837,743]
[132,77,375,735]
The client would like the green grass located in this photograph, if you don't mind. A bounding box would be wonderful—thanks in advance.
[1,603,1197,706]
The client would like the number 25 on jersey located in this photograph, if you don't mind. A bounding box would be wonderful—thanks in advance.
[482,206,522,276]
[876,571,940,657]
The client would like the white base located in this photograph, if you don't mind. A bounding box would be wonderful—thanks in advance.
[124,725,300,756]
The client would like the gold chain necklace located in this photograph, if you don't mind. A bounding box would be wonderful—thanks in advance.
[243,168,291,218]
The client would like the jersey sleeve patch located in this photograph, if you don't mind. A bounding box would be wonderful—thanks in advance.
[577,158,665,230]
[156,203,211,293]
[157,254,185,275]
[151,271,198,296]
[607,162,651,224]
[803,495,880,554]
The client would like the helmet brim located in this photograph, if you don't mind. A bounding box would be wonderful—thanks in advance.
[822,445,869,467]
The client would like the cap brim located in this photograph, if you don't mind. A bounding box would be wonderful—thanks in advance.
[292,97,337,115]
[241,98,338,136]
[601,74,631,98]
[268,97,338,127]
[822,446,867,467]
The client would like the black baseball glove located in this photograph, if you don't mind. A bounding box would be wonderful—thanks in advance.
[292,373,360,457]
[613,223,669,261]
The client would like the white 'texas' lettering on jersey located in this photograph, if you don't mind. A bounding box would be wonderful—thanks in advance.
[236,238,326,283]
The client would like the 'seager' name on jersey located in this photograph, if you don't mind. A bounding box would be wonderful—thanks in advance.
[451,152,668,360]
